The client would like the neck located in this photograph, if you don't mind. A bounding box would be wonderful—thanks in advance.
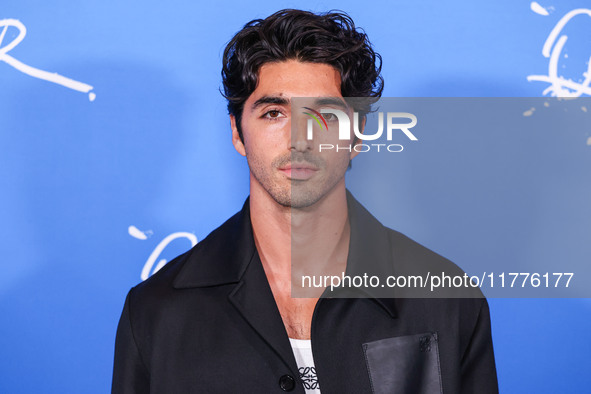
[250,179,350,297]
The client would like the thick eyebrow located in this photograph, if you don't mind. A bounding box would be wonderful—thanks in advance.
[251,96,290,110]
[313,97,349,110]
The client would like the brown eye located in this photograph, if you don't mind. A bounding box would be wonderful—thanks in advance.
[263,109,284,119]
[322,113,337,121]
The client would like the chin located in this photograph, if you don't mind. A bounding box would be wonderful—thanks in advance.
[286,187,325,209]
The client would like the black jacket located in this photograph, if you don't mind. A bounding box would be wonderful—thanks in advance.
[112,193,498,393]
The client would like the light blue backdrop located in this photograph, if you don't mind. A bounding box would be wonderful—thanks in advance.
[1,1,590,392]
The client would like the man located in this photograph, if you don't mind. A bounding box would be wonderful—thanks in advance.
[112,9,498,393]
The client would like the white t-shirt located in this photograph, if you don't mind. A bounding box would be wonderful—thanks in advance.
[289,338,321,393]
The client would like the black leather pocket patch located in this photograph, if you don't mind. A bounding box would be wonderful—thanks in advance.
[363,332,443,394]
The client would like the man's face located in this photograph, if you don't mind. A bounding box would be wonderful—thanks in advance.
[231,60,359,208]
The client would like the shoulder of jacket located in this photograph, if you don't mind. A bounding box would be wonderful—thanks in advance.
[385,227,486,300]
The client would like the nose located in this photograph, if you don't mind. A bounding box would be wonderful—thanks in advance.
[292,138,310,152]
[291,114,313,152]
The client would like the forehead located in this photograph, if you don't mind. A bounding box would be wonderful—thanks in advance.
[250,60,342,102]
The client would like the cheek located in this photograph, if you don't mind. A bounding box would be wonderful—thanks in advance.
[244,121,290,150]
[323,150,353,172]
[243,136,284,168]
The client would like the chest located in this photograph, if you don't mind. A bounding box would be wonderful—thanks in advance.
[274,296,318,339]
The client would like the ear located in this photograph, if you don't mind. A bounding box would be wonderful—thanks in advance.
[350,115,366,160]
[230,115,246,157]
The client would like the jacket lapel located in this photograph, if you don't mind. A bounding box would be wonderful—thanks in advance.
[172,198,299,376]
[228,251,299,374]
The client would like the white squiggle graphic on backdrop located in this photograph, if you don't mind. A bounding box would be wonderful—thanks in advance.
[0,19,95,101]
[128,225,198,280]
[531,2,554,16]
[527,7,591,97]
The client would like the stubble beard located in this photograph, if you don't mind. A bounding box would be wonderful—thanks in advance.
[246,150,348,209]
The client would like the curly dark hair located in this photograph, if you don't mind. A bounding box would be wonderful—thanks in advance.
[221,9,384,139]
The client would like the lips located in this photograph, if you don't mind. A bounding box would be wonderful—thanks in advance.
[279,163,319,180]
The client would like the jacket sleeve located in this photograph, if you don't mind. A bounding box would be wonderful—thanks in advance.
[112,288,150,393]
[460,298,499,393]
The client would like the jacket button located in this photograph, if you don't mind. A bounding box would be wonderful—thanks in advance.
[278,374,295,391]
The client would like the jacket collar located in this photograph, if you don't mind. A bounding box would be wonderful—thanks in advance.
[172,197,255,289]
[173,191,397,318]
